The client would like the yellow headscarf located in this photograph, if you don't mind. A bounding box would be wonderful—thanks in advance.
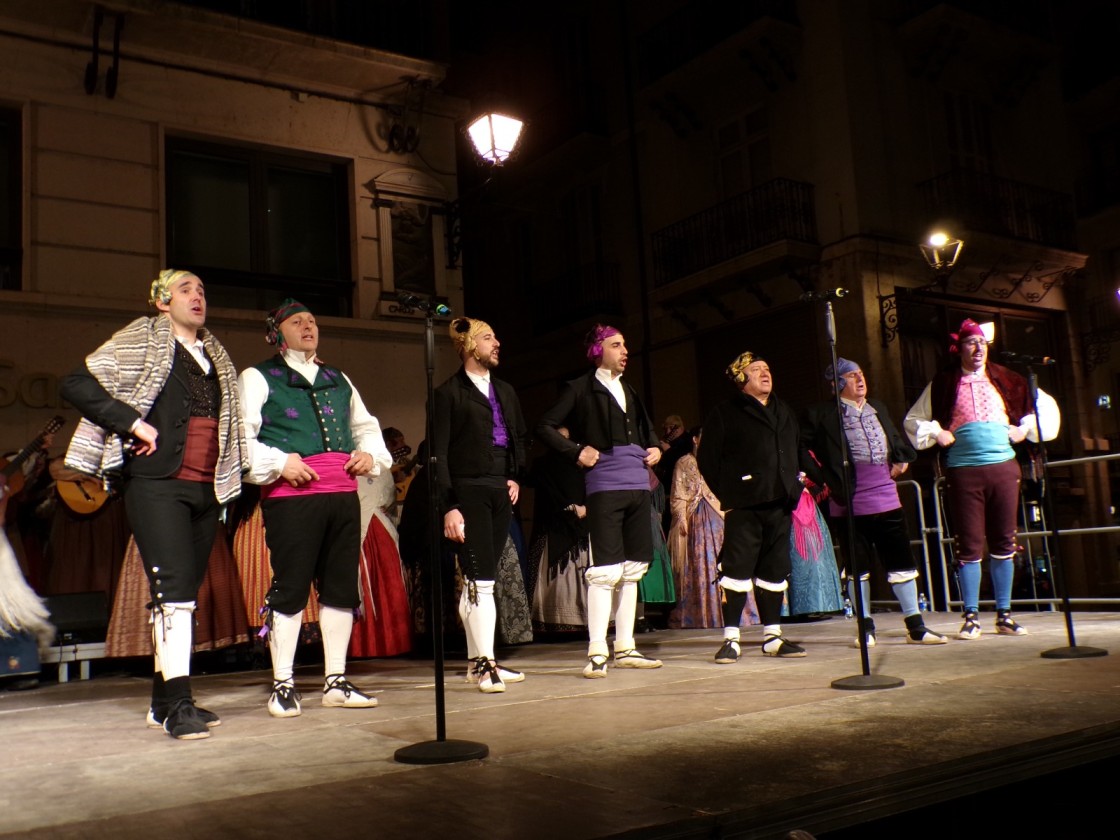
[450,317,494,360]
[726,350,763,386]
[149,269,196,306]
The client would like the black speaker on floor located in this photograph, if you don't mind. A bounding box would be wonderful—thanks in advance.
[43,592,110,643]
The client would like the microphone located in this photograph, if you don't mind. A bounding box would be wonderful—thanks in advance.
[397,292,451,316]
[799,288,849,302]
[999,351,1057,366]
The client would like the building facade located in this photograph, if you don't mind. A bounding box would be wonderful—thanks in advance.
[0,0,465,460]
[451,0,1120,601]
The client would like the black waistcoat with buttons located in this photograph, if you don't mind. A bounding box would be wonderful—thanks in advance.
[126,345,220,479]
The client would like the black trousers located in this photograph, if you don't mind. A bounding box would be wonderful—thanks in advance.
[717,504,791,585]
[585,489,652,567]
[125,477,218,605]
[261,491,361,613]
[828,508,917,577]
[452,480,511,581]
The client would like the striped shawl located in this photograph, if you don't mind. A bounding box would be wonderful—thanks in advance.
[64,314,247,504]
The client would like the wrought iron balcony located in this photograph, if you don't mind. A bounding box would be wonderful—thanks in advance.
[893,0,1055,40]
[918,169,1077,251]
[637,0,799,87]
[1077,169,1120,217]
[532,261,621,331]
[650,178,817,288]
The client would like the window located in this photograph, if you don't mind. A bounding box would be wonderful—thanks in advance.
[0,107,20,291]
[166,136,352,315]
[389,200,436,295]
[716,108,772,199]
[944,91,994,174]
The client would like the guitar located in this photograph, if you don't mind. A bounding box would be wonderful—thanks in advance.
[0,416,65,498]
[56,475,110,515]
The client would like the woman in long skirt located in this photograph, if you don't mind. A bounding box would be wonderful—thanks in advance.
[668,429,758,629]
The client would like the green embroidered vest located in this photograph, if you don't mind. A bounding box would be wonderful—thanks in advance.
[254,356,354,456]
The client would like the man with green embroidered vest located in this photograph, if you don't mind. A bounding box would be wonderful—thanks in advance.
[239,299,392,717]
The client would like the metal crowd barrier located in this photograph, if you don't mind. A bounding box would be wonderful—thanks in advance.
[917,450,1120,613]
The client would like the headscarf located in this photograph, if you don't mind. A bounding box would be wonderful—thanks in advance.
[149,269,196,306]
[450,317,494,360]
[824,357,860,388]
[726,351,765,386]
[265,298,311,348]
[949,318,986,355]
[585,324,621,364]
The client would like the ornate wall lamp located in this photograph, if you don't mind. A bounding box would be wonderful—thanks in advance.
[445,112,526,269]
[919,230,964,274]
[465,112,525,165]
[879,230,964,346]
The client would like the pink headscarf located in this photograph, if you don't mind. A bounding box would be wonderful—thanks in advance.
[948,318,986,355]
[585,324,621,364]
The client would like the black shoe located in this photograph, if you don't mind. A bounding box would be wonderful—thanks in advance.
[958,611,982,640]
[582,655,608,679]
[468,659,506,693]
[322,674,379,707]
[148,704,221,729]
[714,639,740,664]
[268,680,302,718]
[762,636,807,658]
[163,699,211,740]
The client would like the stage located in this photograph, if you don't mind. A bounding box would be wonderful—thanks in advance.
[1,611,1118,838]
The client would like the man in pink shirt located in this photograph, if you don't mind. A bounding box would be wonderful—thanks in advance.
[905,319,1060,640]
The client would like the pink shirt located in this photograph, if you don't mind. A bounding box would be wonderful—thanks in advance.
[948,371,1009,431]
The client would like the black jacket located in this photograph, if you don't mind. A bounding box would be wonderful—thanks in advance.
[800,398,915,507]
[430,367,527,513]
[536,370,658,461]
[697,392,803,511]
[61,351,209,480]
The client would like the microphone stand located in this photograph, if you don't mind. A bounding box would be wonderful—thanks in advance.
[818,299,903,690]
[395,306,490,764]
[1014,362,1106,660]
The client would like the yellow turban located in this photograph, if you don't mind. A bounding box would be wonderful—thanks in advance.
[726,351,763,386]
[149,269,196,306]
[450,317,493,359]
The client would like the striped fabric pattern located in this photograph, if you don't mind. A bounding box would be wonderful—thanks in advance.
[64,314,247,504]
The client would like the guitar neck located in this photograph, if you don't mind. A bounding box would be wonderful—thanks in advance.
[1,434,46,479]
[1,416,65,479]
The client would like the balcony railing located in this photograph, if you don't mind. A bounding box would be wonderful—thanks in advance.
[893,1,1055,40]
[918,169,1077,251]
[532,261,621,331]
[1077,169,1120,217]
[650,178,817,288]
[637,0,799,87]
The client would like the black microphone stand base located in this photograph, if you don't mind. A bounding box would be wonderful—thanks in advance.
[395,739,490,765]
[1040,645,1108,660]
[831,673,905,691]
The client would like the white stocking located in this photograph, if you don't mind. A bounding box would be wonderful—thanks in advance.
[153,601,195,680]
[269,610,302,683]
[320,605,354,677]
[613,580,639,653]
[459,581,496,661]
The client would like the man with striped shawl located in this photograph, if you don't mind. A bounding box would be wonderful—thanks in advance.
[61,270,247,740]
